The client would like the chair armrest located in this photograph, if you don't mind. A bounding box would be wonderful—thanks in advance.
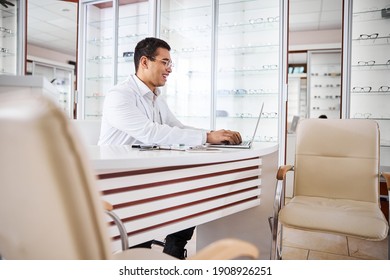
[270,165,293,259]
[102,200,113,211]
[103,200,129,251]
[276,165,294,180]
[188,238,259,260]
[381,172,390,190]
[274,165,294,218]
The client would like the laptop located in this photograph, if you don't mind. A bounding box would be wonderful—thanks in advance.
[209,102,264,149]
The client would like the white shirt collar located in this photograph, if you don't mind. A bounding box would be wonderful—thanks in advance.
[133,74,161,99]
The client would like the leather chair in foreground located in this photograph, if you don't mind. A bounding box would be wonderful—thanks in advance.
[0,93,258,260]
[270,118,389,259]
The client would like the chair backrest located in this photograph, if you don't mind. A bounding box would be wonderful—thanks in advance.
[294,118,380,203]
[0,93,111,259]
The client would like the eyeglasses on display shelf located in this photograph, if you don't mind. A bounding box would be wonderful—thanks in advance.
[347,0,390,162]
[308,49,342,119]
[352,85,390,93]
[78,0,149,120]
[159,0,284,142]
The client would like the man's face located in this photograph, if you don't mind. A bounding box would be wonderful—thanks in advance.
[145,47,173,90]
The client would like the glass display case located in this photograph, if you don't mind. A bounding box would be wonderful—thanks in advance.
[159,0,213,130]
[78,0,285,146]
[287,74,306,119]
[287,51,308,123]
[159,0,283,143]
[344,0,390,166]
[78,0,149,119]
[307,49,341,119]
[0,0,24,76]
[27,58,75,118]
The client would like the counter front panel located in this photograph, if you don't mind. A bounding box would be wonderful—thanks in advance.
[88,144,277,252]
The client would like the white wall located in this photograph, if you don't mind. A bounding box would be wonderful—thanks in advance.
[27,44,76,65]
[289,29,342,51]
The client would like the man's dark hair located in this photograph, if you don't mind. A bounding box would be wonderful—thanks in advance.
[134,37,171,72]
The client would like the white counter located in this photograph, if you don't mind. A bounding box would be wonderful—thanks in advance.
[87,143,278,259]
[87,143,278,171]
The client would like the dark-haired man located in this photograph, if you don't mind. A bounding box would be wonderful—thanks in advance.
[98,37,242,258]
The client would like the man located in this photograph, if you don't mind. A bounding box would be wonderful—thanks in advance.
[98,37,242,259]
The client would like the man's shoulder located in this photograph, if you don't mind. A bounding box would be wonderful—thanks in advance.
[108,77,137,96]
[113,76,134,89]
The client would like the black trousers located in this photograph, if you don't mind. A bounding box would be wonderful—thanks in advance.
[129,226,195,254]
[166,226,195,243]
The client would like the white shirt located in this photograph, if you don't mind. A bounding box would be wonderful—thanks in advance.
[98,74,207,146]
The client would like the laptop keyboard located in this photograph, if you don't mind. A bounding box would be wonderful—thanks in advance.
[222,140,250,146]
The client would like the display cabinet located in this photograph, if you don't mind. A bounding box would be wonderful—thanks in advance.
[77,0,286,146]
[0,0,25,76]
[344,0,390,166]
[158,0,213,130]
[26,57,75,118]
[78,0,150,120]
[287,51,308,123]
[307,49,341,119]
[287,73,306,124]
[159,0,283,143]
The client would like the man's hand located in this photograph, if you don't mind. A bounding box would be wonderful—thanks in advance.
[206,129,242,144]
[0,0,14,8]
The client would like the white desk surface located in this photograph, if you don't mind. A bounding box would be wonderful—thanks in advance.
[87,142,278,172]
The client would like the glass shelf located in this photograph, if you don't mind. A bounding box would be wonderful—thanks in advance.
[0,51,15,57]
[216,92,278,97]
[0,0,19,76]
[88,33,148,46]
[87,55,133,64]
[351,63,390,70]
[86,95,105,99]
[352,35,390,42]
[349,0,390,169]
[79,0,149,119]
[353,8,390,22]
[0,30,15,38]
[79,0,282,140]
[0,6,15,18]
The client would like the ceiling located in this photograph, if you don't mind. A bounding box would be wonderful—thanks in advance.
[289,0,342,32]
[27,0,343,57]
[27,0,78,56]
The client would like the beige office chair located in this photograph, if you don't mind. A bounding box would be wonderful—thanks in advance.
[270,118,390,259]
[0,93,259,260]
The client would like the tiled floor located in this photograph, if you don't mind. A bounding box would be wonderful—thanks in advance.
[281,227,388,260]
[183,228,388,260]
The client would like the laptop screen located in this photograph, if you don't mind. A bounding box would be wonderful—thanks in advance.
[248,102,265,143]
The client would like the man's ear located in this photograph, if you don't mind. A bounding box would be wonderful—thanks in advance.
[139,56,149,70]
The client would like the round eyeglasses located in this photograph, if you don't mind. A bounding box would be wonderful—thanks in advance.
[149,57,174,69]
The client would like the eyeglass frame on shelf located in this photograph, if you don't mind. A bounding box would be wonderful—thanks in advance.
[352,86,372,93]
[357,60,376,66]
[358,33,379,40]
[378,86,390,92]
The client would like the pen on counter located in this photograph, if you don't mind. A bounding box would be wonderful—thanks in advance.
[135,144,186,151]
[157,145,186,151]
